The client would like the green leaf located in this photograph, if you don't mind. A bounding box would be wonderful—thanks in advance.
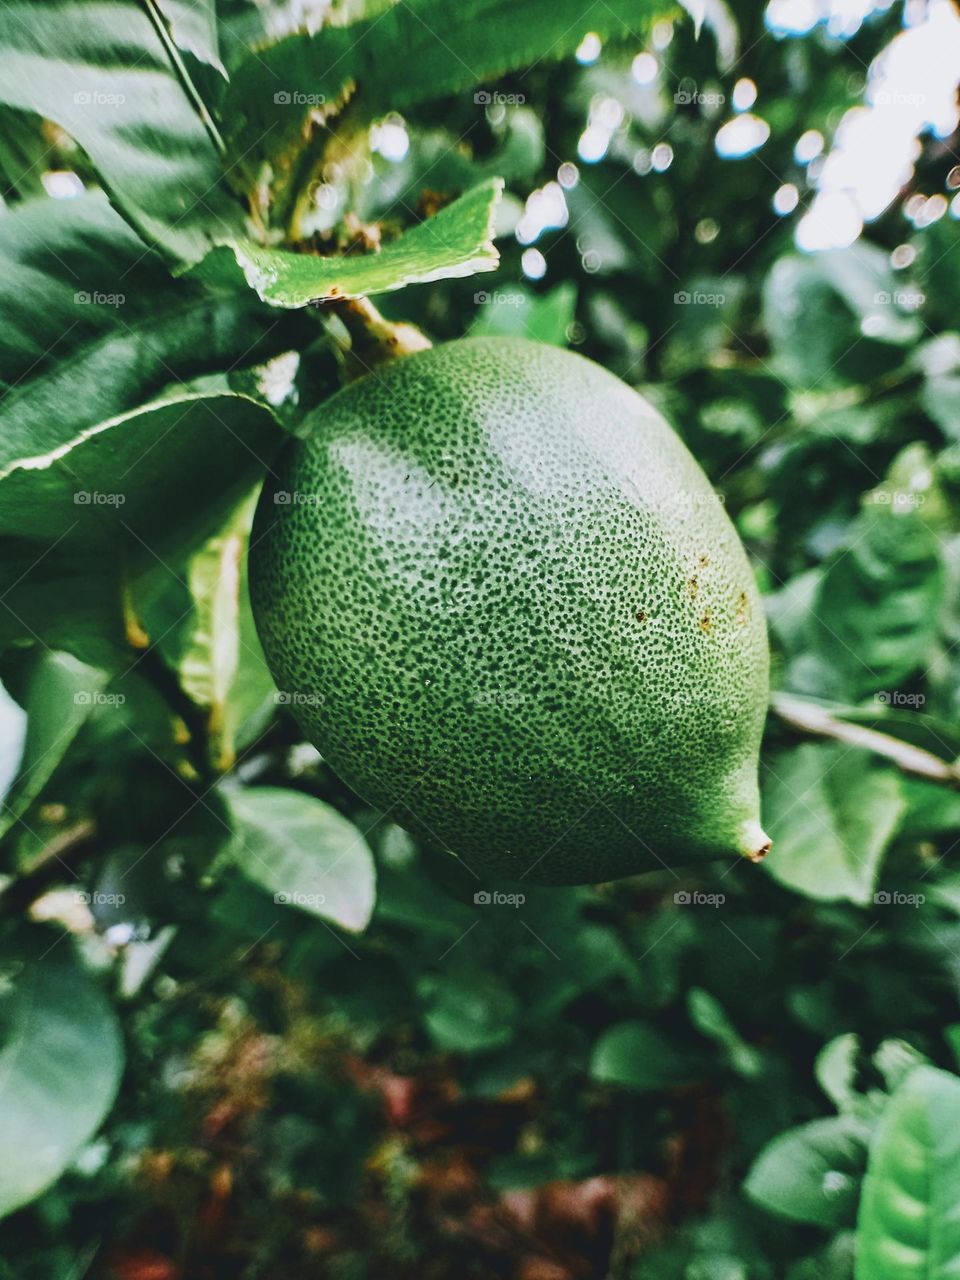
[762,745,905,905]
[744,1115,870,1228]
[195,179,503,307]
[855,1066,960,1279]
[224,786,377,932]
[172,496,262,770]
[178,511,245,722]
[359,109,545,222]
[223,0,661,191]
[804,468,944,702]
[0,681,27,809]
[0,652,107,840]
[0,192,298,663]
[155,0,226,73]
[590,1020,704,1092]
[915,334,960,441]
[816,1034,861,1113]
[0,1,243,262]
[696,0,739,68]
[0,925,124,1219]
[688,988,763,1078]
[763,245,918,390]
[161,492,277,766]
[901,783,960,841]
[662,275,748,377]
[469,282,577,346]
[0,193,295,487]
[872,1040,931,1095]
[420,969,518,1053]
[0,106,54,200]
[0,391,284,665]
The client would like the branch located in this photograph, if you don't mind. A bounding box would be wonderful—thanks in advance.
[0,818,98,917]
[771,692,960,789]
[131,645,213,782]
[329,296,432,379]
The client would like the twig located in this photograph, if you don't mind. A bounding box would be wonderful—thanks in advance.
[131,646,212,782]
[771,691,960,789]
[329,296,432,379]
[0,819,98,917]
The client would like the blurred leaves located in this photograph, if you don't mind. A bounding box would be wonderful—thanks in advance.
[225,786,377,932]
[744,1115,869,1228]
[590,1019,705,1091]
[0,193,292,499]
[0,192,303,666]
[773,447,946,702]
[468,281,577,345]
[0,680,27,810]
[223,0,669,201]
[0,0,241,261]
[0,924,123,1219]
[762,745,905,906]
[762,245,920,391]
[0,651,106,841]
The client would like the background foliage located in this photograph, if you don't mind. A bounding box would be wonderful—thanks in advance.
[2,0,960,1276]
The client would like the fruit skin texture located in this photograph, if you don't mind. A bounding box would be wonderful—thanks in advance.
[250,337,770,885]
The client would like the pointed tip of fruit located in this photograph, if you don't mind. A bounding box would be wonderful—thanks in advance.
[741,819,772,863]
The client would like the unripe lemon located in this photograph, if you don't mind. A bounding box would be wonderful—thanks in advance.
[250,337,770,884]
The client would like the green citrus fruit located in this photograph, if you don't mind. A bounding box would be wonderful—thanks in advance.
[250,337,770,885]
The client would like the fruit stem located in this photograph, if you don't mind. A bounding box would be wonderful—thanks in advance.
[740,819,772,863]
[330,296,432,380]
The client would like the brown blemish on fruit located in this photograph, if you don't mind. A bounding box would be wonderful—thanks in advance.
[736,591,749,626]
[688,576,698,599]
[635,609,647,624]
[699,608,712,633]
[699,554,709,568]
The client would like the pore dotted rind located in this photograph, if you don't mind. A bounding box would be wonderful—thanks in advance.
[250,337,770,885]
